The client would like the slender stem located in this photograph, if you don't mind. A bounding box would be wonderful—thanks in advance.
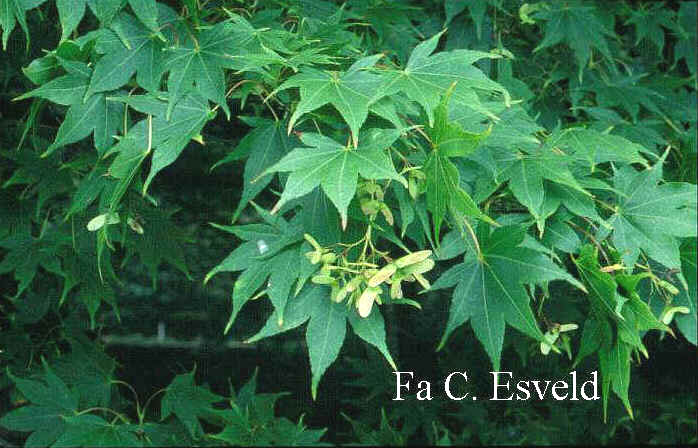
[74,407,130,425]
[110,380,140,414]
[462,218,482,261]
[139,388,167,424]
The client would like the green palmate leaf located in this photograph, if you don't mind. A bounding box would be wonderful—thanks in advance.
[60,223,119,328]
[422,89,494,239]
[532,1,615,79]
[107,92,213,193]
[52,338,116,409]
[264,129,407,228]
[123,203,191,284]
[213,371,326,446]
[240,284,349,400]
[161,369,226,440]
[547,128,649,171]
[247,281,394,399]
[212,118,296,222]
[625,3,676,54]
[0,231,67,299]
[161,17,275,119]
[581,72,665,123]
[502,148,590,233]
[24,64,125,155]
[0,363,78,447]
[53,415,141,447]
[433,225,583,369]
[2,147,73,216]
[572,245,670,420]
[206,213,304,332]
[603,156,697,269]
[162,22,232,119]
[279,54,385,146]
[379,31,507,126]
[86,9,172,97]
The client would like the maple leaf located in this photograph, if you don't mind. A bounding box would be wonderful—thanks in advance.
[205,207,304,331]
[263,129,407,229]
[625,3,677,54]
[502,146,591,233]
[0,363,78,447]
[212,370,327,445]
[161,17,280,120]
[0,230,68,299]
[432,224,584,370]
[17,63,125,155]
[601,154,697,270]
[422,89,494,240]
[106,92,213,194]
[278,54,385,147]
[573,245,671,421]
[246,282,395,400]
[85,9,173,98]
[580,72,665,123]
[378,30,507,126]
[532,1,615,79]
[161,369,226,439]
[122,202,192,285]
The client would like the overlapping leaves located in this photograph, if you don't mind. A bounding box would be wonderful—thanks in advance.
[432,224,585,370]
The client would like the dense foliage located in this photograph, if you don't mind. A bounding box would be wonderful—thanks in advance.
[0,0,696,445]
